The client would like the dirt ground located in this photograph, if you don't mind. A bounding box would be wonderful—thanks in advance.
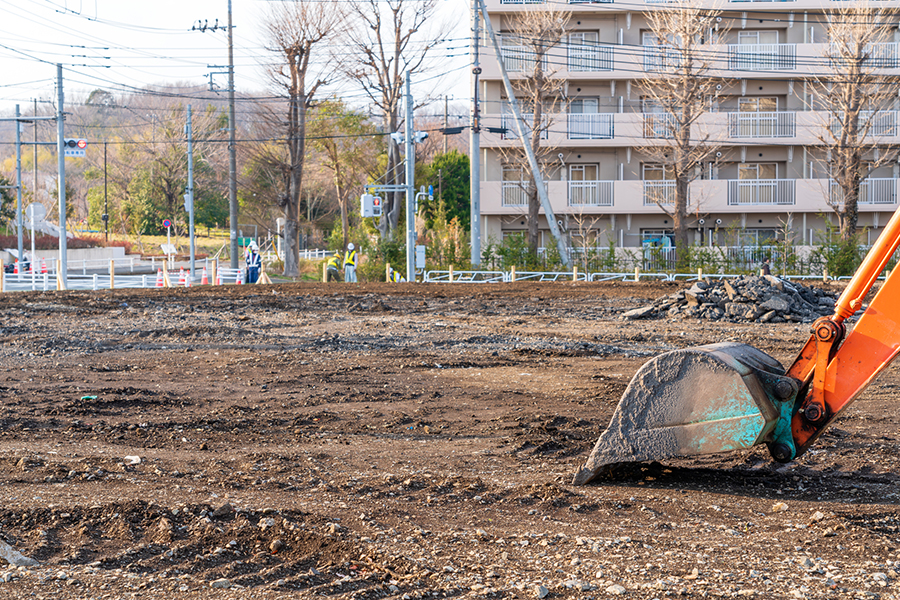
[0,281,898,600]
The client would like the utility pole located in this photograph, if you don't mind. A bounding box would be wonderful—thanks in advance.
[405,71,416,283]
[56,64,68,288]
[470,0,481,266]
[103,142,108,242]
[186,105,196,278]
[227,0,239,269]
[443,96,448,154]
[15,105,23,279]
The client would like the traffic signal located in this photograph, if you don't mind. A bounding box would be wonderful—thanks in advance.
[64,138,88,157]
[361,193,382,218]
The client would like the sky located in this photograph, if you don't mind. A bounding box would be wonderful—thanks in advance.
[0,0,472,118]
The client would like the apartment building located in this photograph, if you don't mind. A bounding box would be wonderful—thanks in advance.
[475,0,900,255]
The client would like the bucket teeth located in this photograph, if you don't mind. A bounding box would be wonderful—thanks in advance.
[573,343,784,485]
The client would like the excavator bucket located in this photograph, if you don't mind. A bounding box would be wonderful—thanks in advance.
[573,342,800,485]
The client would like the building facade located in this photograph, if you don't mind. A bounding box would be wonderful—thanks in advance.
[475,0,900,259]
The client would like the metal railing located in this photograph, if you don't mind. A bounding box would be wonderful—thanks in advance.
[643,181,676,205]
[568,180,614,206]
[727,179,796,205]
[499,36,549,72]
[643,46,683,72]
[728,44,797,70]
[831,110,898,137]
[829,42,899,68]
[501,182,530,207]
[568,45,614,71]
[501,113,550,140]
[568,113,614,139]
[643,113,676,138]
[728,111,796,138]
[830,177,898,206]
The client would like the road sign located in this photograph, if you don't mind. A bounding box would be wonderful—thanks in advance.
[64,138,88,158]
[26,203,46,223]
[162,219,172,228]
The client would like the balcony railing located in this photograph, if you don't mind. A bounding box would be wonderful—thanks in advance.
[500,0,544,4]
[501,182,529,207]
[501,113,550,140]
[643,113,676,138]
[727,179,796,205]
[499,36,549,72]
[829,42,899,68]
[568,113,614,139]
[830,178,898,206]
[728,111,796,138]
[569,180,614,206]
[728,44,797,70]
[831,110,898,137]
[643,181,676,206]
[568,45,614,71]
[643,46,683,72]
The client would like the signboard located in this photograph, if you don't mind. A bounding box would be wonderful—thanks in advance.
[25,203,46,227]
[416,245,426,270]
[64,138,88,158]
[162,219,172,228]
[161,243,177,255]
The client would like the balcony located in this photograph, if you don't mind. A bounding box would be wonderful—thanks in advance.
[728,112,796,138]
[501,182,529,207]
[568,114,614,139]
[728,44,797,70]
[643,46,683,72]
[500,113,550,140]
[568,45,614,71]
[831,110,898,137]
[831,178,898,206]
[499,36,548,73]
[643,181,676,206]
[727,180,796,205]
[829,42,899,68]
[569,181,614,206]
[643,113,675,139]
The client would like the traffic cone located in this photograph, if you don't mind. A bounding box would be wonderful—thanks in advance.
[13,261,18,274]
[41,258,47,274]
[237,270,243,285]
[184,271,191,288]
[201,267,209,285]
[216,270,222,286]
[155,268,164,287]
[178,268,185,286]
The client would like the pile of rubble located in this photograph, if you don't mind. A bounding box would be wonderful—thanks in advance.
[623,275,837,323]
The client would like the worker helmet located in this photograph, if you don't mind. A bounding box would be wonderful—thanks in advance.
[249,241,259,251]
[348,243,355,251]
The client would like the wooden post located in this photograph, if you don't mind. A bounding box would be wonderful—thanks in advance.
[0,259,4,293]
[573,265,578,281]
[698,268,703,280]
[386,263,391,282]
[162,268,172,288]
[211,261,217,286]
[634,267,640,282]
[823,268,829,282]
[510,265,516,282]
[322,261,328,283]
[449,265,454,283]
[109,259,115,290]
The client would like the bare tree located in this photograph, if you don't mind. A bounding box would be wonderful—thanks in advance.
[812,1,900,241]
[638,4,725,261]
[342,0,451,239]
[497,5,570,255]
[263,0,344,277]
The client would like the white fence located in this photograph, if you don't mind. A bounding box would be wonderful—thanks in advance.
[568,113,614,139]
[728,44,797,70]
[727,179,796,205]
[569,180,614,206]
[728,111,796,138]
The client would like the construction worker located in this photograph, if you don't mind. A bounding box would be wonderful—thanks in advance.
[326,251,341,282]
[343,243,358,283]
[246,241,261,284]
[389,267,404,282]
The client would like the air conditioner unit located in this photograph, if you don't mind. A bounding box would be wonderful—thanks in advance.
[715,219,723,225]
[698,219,705,225]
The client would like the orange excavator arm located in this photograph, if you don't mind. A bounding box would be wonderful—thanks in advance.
[787,207,900,456]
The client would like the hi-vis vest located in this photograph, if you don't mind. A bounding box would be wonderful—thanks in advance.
[391,270,402,282]
[344,249,357,268]
[327,255,340,270]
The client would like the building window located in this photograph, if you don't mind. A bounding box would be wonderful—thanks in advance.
[738,163,778,180]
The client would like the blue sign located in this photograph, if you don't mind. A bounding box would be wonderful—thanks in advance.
[162,219,172,228]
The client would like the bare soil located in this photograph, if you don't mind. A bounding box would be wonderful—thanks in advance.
[0,281,898,600]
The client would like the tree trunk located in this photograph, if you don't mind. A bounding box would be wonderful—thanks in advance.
[527,80,544,256]
[283,88,307,278]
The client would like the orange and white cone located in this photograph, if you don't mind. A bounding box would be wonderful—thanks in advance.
[41,258,47,274]
[201,267,209,285]
[13,261,18,274]
[178,268,185,286]
[216,270,222,286]
[184,270,191,288]
[237,270,243,285]
[155,268,164,287]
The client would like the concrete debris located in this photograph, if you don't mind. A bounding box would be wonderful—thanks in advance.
[0,539,38,567]
[623,276,836,323]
